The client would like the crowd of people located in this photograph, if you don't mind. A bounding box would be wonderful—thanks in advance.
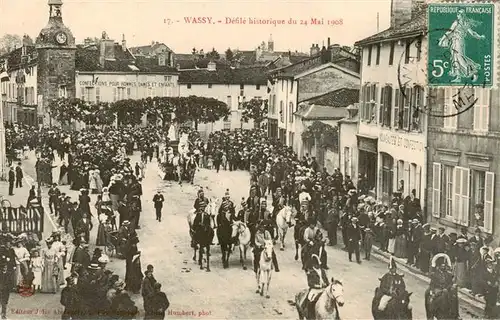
[1,124,171,319]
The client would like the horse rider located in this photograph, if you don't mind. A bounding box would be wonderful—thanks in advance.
[375,256,409,312]
[302,219,328,270]
[193,189,209,213]
[193,200,211,236]
[272,187,286,220]
[185,152,198,184]
[304,254,329,319]
[426,254,459,318]
[254,220,280,273]
[219,189,236,217]
[247,185,261,216]
[258,198,276,239]
[233,198,248,223]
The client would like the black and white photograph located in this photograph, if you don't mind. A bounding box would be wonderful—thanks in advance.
[0,0,498,318]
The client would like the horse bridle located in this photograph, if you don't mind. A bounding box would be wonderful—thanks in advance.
[325,282,341,317]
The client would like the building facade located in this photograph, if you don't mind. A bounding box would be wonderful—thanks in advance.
[178,63,267,135]
[338,104,359,181]
[267,44,360,148]
[354,0,428,207]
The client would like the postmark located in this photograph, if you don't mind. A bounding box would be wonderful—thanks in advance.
[427,3,494,87]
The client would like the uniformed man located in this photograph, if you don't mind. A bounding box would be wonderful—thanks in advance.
[219,189,236,217]
[254,221,280,272]
[233,198,248,222]
[375,256,408,312]
[193,189,209,213]
[304,254,329,319]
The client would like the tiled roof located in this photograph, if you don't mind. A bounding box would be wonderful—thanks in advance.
[295,104,348,120]
[5,46,38,71]
[269,53,355,78]
[129,43,173,56]
[179,66,268,85]
[355,11,426,46]
[176,58,231,70]
[75,45,177,73]
[302,88,360,107]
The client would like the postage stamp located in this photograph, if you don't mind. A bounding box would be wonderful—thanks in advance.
[427,3,494,87]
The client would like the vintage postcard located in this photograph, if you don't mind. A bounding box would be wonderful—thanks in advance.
[0,0,499,319]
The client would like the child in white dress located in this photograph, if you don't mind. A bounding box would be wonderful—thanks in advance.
[31,250,43,292]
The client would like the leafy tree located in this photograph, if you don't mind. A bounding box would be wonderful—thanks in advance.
[240,98,268,129]
[225,48,234,62]
[178,96,229,130]
[0,34,22,55]
[109,99,145,126]
[206,48,220,60]
[306,121,339,152]
[144,96,175,131]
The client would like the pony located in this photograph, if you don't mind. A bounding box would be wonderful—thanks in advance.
[295,278,345,320]
[294,219,308,261]
[256,239,274,298]
[275,205,295,251]
[231,221,251,270]
[187,198,218,265]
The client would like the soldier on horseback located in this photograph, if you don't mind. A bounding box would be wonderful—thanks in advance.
[304,254,329,319]
[254,220,280,272]
[193,189,209,213]
[374,256,409,312]
[219,189,235,218]
[425,253,459,319]
[234,198,248,222]
[185,151,198,184]
[302,219,328,270]
[272,187,286,220]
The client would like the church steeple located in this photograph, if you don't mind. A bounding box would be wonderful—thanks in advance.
[268,34,274,52]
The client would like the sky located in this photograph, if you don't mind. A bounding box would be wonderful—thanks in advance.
[1,0,392,53]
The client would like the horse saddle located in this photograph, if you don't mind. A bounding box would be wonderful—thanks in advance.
[307,288,323,302]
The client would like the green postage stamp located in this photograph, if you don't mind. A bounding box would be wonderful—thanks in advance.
[427,3,494,87]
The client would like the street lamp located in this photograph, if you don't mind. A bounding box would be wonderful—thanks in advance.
[0,71,10,181]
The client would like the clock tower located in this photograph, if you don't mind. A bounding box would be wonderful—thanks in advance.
[35,0,76,126]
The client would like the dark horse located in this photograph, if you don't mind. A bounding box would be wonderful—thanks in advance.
[372,286,413,320]
[424,286,459,320]
[216,211,233,269]
[294,220,308,262]
[193,213,215,272]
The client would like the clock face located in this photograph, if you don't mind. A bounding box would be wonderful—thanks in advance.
[55,32,67,44]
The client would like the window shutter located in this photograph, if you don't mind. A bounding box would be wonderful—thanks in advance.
[416,165,422,199]
[349,149,353,178]
[379,86,385,124]
[482,89,490,131]
[432,163,441,218]
[453,167,462,224]
[461,168,470,226]
[473,97,481,130]
[484,172,495,233]
[393,88,400,128]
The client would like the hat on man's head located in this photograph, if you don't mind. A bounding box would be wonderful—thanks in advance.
[122,220,130,226]
[88,263,100,270]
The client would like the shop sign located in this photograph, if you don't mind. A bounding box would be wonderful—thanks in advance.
[357,136,377,153]
[379,132,424,152]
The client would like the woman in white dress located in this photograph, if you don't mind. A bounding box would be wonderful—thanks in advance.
[41,238,58,293]
[95,169,104,194]
[14,240,30,287]
[89,169,97,194]
[51,234,66,286]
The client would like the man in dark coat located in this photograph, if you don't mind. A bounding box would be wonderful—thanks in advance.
[142,270,155,318]
[8,167,14,196]
[153,190,165,222]
[0,261,12,319]
[15,162,23,188]
[75,213,93,244]
[347,216,362,263]
[407,219,422,266]
[148,283,170,319]
[60,276,80,319]
[72,242,91,272]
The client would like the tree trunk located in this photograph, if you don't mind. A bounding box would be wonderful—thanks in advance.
[194,120,198,130]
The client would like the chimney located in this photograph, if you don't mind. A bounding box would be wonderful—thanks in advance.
[176,63,181,71]
[320,46,328,63]
[391,0,412,27]
[327,37,331,48]
[207,60,216,71]
[411,0,427,18]
[122,34,126,51]
[99,33,115,66]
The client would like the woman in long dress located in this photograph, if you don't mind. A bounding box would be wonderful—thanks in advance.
[394,219,407,258]
[14,240,30,288]
[89,169,98,194]
[59,161,69,185]
[95,169,104,194]
[51,234,66,286]
[387,219,396,255]
[125,245,143,294]
[451,238,469,287]
[41,238,59,293]
[96,213,108,247]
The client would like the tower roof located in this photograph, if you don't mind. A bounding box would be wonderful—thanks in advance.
[36,0,75,49]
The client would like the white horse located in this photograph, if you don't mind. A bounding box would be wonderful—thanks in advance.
[295,278,345,320]
[275,205,296,251]
[231,221,251,270]
[256,239,274,298]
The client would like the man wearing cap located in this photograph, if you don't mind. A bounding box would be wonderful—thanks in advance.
[303,254,329,319]
[407,219,422,266]
[0,259,12,319]
[375,257,408,312]
[75,213,93,244]
[193,189,209,213]
[142,270,155,317]
[61,276,80,320]
[346,216,362,263]
[234,198,248,223]
[7,166,14,196]
[418,224,432,273]
[435,227,449,255]
[219,190,236,217]
[483,258,499,318]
